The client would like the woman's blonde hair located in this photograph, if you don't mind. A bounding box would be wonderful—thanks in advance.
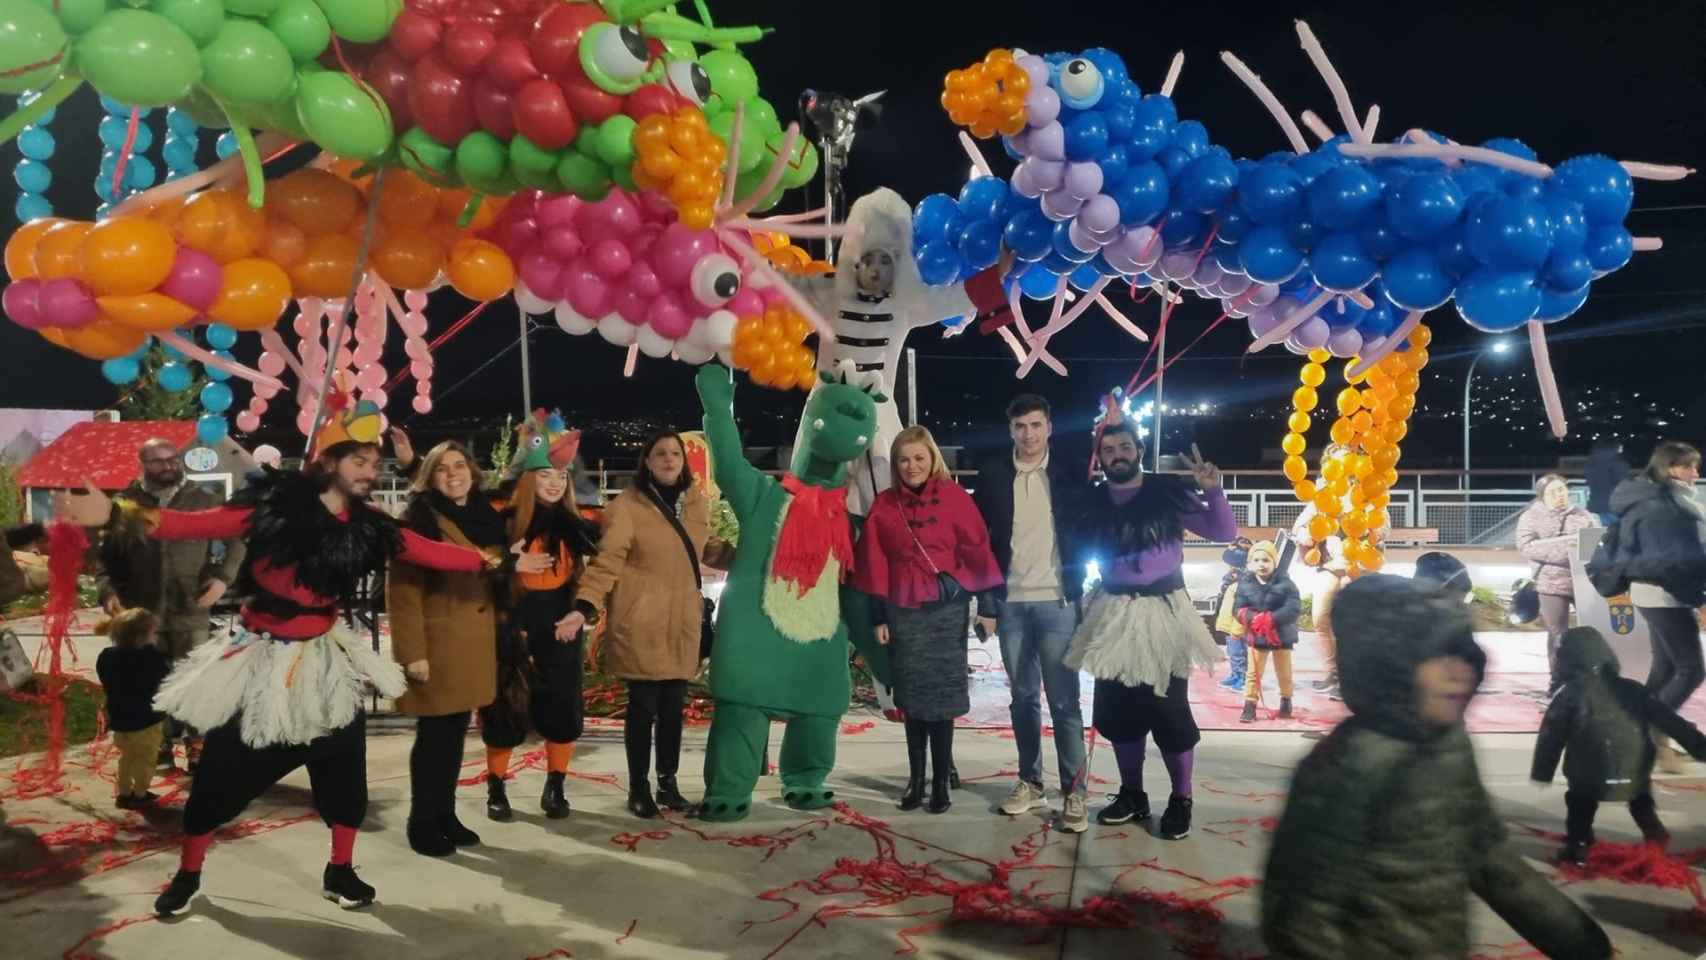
[109,608,158,650]
[410,440,485,495]
[889,425,951,490]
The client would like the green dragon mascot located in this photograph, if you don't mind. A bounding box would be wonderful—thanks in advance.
[694,361,882,822]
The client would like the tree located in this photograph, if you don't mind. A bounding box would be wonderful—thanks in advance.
[117,343,205,422]
[483,415,514,490]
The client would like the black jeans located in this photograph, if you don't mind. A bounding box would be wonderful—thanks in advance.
[625,680,686,785]
[1565,788,1664,844]
[410,711,471,822]
[1641,606,1704,711]
[183,714,367,836]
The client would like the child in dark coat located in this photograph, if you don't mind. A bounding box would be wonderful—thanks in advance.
[95,609,173,809]
[1532,626,1706,865]
[1236,541,1301,722]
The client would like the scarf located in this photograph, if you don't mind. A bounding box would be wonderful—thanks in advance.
[420,490,508,549]
[772,474,852,596]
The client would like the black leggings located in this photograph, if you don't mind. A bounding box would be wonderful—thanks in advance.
[626,680,687,785]
[410,711,471,822]
[1642,606,1705,711]
[183,714,367,836]
[903,717,955,783]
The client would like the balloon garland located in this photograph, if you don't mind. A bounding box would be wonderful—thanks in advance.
[12,92,54,222]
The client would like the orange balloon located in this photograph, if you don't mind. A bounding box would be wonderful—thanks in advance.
[1282,455,1307,483]
[446,238,515,301]
[1408,324,1433,349]
[290,233,362,298]
[96,293,199,331]
[1292,385,1318,413]
[262,220,308,267]
[270,169,362,236]
[217,195,267,264]
[80,217,178,296]
[209,259,292,331]
[1286,411,1311,435]
[61,322,148,359]
[1293,479,1318,502]
[377,171,439,229]
[38,327,67,348]
[174,191,233,253]
[32,221,93,280]
[5,217,63,280]
[1281,431,1307,457]
[1307,514,1336,542]
[372,233,447,290]
[463,195,503,232]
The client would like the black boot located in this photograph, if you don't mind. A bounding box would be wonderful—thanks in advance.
[1278,697,1293,719]
[322,862,376,908]
[655,775,690,812]
[1239,701,1257,723]
[900,718,928,811]
[406,817,454,857]
[926,775,952,814]
[486,775,514,822]
[154,869,200,916]
[541,772,571,819]
[628,780,660,819]
[1558,839,1591,867]
[439,811,480,846]
[925,720,954,814]
[899,776,926,811]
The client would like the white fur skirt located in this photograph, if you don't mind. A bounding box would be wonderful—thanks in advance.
[1065,588,1221,692]
[152,622,408,748]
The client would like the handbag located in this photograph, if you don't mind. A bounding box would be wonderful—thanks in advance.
[904,515,966,604]
[644,484,717,659]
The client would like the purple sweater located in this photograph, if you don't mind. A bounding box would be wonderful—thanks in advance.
[1102,486,1236,588]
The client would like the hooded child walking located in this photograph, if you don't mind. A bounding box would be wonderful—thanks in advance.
[1235,540,1300,722]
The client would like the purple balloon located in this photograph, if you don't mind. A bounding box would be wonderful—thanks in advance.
[1327,327,1364,358]
[1017,54,1050,87]
[1067,219,1104,253]
[1218,271,1253,297]
[1006,129,1033,157]
[1247,282,1280,307]
[1022,157,1064,192]
[159,248,222,311]
[37,278,99,330]
[1158,250,1198,281]
[1247,306,1281,339]
[1222,296,1250,318]
[1193,259,1225,289]
[1026,87,1060,128]
[3,279,43,330]
[1028,122,1065,161]
[1063,162,1103,201]
[1011,165,1041,199]
[1041,190,1084,221]
[1078,194,1120,234]
[1284,336,1310,355]
[1107,226,1160,270]
[1294,315,1332,349]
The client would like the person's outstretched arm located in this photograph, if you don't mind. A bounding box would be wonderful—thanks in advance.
[1472,845,1611,959]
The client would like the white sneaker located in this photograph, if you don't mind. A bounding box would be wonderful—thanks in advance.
[1059,794,1089,833]
[999,780,1048,816]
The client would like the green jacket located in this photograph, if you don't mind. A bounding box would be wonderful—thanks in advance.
[1263,575,1610,960]
[99,481,244,635]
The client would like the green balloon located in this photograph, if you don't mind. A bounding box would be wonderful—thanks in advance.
[0,0,68,95]
[572,125,600,159]
[707,109,764,175]
[608,161,635,193]
[225,0,280,15]
[699,49,757,106]
[171,86,230,128]
[593,115,635,168]
[75,9,201,107]
[26,0,104,35]
[267,0,330,63]
[314,0,401,44]
[295,68,392,159]
[747,97,780,133]
[454,131,509,194]
[398,126,453,178]
[153,0,224,46]
[201,19,296,104]
[509,135,561,191]
[781,139,819,190]
[556,152,609,200]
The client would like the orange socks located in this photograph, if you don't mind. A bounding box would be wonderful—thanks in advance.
[487,747,512,778]
[546,742,574,774]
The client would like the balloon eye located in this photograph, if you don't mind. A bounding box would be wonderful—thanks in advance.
[667,60,712,106]
[690,254,741,307]
[582,23,651,93]
[530,436,545,448]
[1055,58,1105,109]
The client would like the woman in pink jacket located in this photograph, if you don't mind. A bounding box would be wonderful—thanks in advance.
[1516,474,1597,694]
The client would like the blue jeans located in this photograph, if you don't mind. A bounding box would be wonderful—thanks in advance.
[997,599,1086,795]
[1224,635,1247,681]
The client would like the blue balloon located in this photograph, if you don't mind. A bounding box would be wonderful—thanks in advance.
[15,194,52,221]
[1465,195,1552,269]
[124,156,157,189]
[1004,207,1054,262]
[1505,178,1545,202]
[99,150,120,176]
[1126,100,1174,161]
[98,116,131,150]
[1455,268,1541,332]
[1384,172,1464,241]
[957,177,1007,222]
[17,126,55,161]
[1286,217,1321,254]
[1535,284,1591,324]
[13,159,51,193]
[1357,300,1402,340]
[1288,151,1336,185]
[1383,248,1455,311]
[1450,166,1499,205]
[1540,192,1588,252]
[1311,232,1378,292]
[1358,221,1403,261]
[1583,224,1633,273]
[1110,162,1170,226]
[216,132,239,160]
[93,173,115,199]
[1324,295,1367,331]
[1174,154,1238,213]
[1068,262,1104,290]
[1096,143,1130,187]
[913,194,960,246]
[101,357,140,385]
[1156,146,1191,180]
[200,381,234,414]
[1216,206,1250,243]
[196,414,229,446]
[204,323,238,351]
[1159,210,1210,248]
[1050,221,1095,263]
[1541,250,1594,293]
[1039,250,1082,276]
[1550,154,1632,225]
[1475,138,1538,183]
[956,220,1003,271]
[157,361,193,392]
[915,241,961,286]
[1238,162,1304,226]
[1019,267,1061,299]
[1315,136,1355,166]
[1239,226,1304,283]
[1307,164,1383,229]
[1433,224,1480,279]
[1064,111,1110,162]
[204,350,235,381]
[1170,120,1211,157]
[1001,136,1026,163]
[167,107,199,136]
[1102,100,1137,142]
[162,334,189,360]
[163,137,198,174]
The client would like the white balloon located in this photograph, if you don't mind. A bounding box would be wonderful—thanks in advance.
[1247,282,1281,307]
[1219,271,1253,297]
[554,303,595,335]
[514,283,553,317]
[598,315,638,346]
[717,347,734,366]
[636,326,674,358]
[253,444,282,468]
[704,309,738,350]
[675,341,715,364]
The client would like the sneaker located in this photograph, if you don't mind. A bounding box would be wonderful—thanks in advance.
[1310,677,1336,692]
[1157,795,1193,840]
[1239,701,1257,723]
[1217,674,1245,691]
[998,780,1048,816]
[1095,789,1151,825]
[1059,794,1089,833]
[322,862,376,909]
[154,869,200,916]
[1557,840,1590,868]
[541,772,572,819]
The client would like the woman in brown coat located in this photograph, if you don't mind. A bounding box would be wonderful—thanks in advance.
[559,431,712,819]
[389,441,549,857]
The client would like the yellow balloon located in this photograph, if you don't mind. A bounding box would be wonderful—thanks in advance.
[1282,431,1307,456]
[1293,479,1318,502]
[1307,514,1336,541]
[1287,411,1311,435]
[1283,455,1307,483]
[1292,385,1319,413]
[1299,363,1326,387]
[1321,457,1346,483]
[1336,388,1361,417]
[1306,347,1330,364]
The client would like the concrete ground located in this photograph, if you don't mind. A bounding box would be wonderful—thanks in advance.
[4,613,1706,959]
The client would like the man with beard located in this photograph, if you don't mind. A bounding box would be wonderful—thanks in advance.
[1065,422,1234,840]
[100,438,245,770]
[57,398,498,916]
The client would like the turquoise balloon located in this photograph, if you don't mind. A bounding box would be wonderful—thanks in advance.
[314,0,401,43]
[201,19,297,105]
[0,0,68,95]
[153,0,224,47]
[295,68,392,160]
[267,0,331,63]
[74,9,202,107]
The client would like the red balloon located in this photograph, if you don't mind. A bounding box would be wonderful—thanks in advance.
[443,24,496,75]
[407,54,478,145]
[561,75,623,125]
[388,10,444,62]
[626,84,683,121]
[471,75,517,141]
[366,50,415,131]
[530,3,604,77]
[484,36,539,91]
[513,78,579,150]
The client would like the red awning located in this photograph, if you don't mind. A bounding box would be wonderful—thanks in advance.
[15,421,199,491]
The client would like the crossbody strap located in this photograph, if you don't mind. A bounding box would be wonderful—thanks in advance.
[640,485,702,591]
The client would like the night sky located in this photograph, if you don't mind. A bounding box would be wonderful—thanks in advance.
[3,0,1703,470]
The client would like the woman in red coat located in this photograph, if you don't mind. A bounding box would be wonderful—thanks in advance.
[853,426,1004,814]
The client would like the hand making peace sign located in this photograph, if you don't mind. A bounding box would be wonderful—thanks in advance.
[1186,443,1222,490]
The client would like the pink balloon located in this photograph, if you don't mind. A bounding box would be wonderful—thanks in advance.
[159,248,222,310]
[646,292,693,339]
[412,395,433,415]
[399,312,428,338]
[296,410,315,436]
[726,287,764,318]
[410,360,433,379]
[292,312,317,338]
[610,286,649,325]
[361,388,388,409]
[626,261,660,298]
[535,194,582,228]
[403,289,428,312]
[5,279,44,330]
[37,278,100,330]
[585,191,641,236]
[542,225,583,260]
[236,411,261,433]
[565,267,612,318]
[405,338,430,361]
[590,239,632,279]
[650,224,715,287]
[355,364,386,390]
[518,251,565,300]
[415,377,431,392]
[254,381,278,399]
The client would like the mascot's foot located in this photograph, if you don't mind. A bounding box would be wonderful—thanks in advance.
[782,786,836,811]
[696,797,752,822]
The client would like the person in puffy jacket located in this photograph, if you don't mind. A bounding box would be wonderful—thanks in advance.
[1517,474,1597,693]
[1532,627,1706,865]
[1235,541,1301,723]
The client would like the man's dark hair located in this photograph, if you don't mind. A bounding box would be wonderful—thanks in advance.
[305,440,382,492]
[1006,395,1051,422]
[1098,421,1144,452]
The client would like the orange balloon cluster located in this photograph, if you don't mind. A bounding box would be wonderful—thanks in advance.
[730,302,815,392]
[942,49,1032,139]
[335,166,515,301]
[751,232,831,275]
[632,109,728,231]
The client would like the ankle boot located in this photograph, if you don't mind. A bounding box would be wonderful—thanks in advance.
[541,772,570,819]
[654,775,690,812]
[926,775,952,815]
[898,776,926,810]
[485,775,513,822]
[628,780,660,819]
[900,721,928,811]
[407,816,453,857]
[1278,697,1293,719]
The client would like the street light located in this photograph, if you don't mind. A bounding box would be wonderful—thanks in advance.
[1462,339,1513,489]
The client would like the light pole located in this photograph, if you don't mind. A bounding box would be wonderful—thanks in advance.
[1462,339,1513,490]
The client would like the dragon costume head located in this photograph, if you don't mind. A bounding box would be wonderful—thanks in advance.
[508,409,581,477]
[792,361,883,484]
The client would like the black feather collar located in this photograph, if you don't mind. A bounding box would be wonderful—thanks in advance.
[231,468,403,610]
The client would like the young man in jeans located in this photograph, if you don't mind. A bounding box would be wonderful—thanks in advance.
[973,396,1091,832]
